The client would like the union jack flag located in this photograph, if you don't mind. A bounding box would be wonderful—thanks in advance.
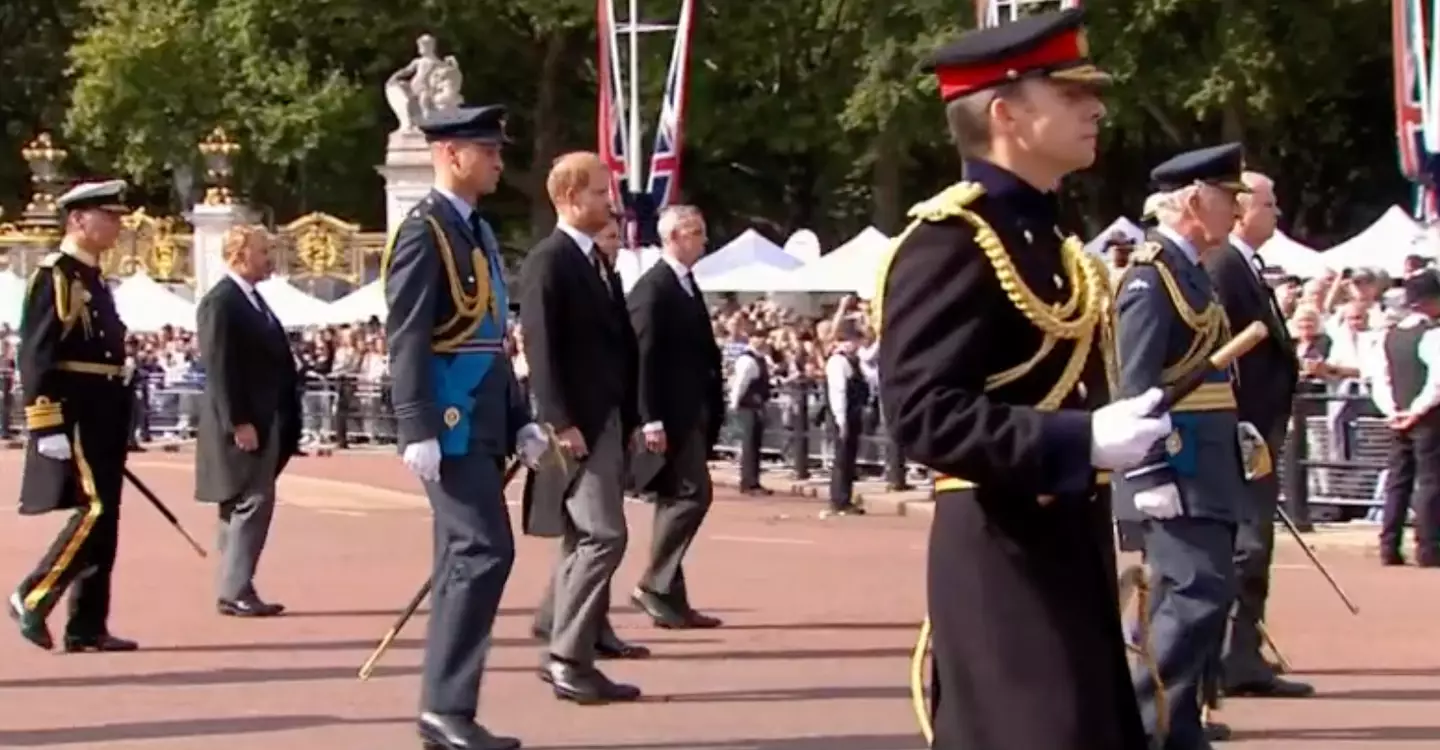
[1393,0,1440,219]
[645,0,695,210]
[596,0,629,203]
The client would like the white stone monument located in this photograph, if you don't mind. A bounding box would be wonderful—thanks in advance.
[191,202,255,298]
[377,34,465,237]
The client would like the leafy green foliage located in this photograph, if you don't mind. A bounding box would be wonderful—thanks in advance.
[0,0,1413,243]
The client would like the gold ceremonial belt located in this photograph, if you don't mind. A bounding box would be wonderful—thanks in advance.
[934,471,1111,494]
[56,361,125,378]
[1170,381,1236,412]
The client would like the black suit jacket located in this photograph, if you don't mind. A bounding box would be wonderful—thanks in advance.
[194,276,302,503]
[1204,242,1300,437]
[627,260,724,492]
[518,229,638,536]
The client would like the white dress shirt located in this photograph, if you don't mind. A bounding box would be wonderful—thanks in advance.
[660,253,696,297]
[1228,234,1263,279]
[825,352,854,431]
[227,270,273,322]
[1367,313,1440,418]
[1156,225,1200,266]
[727,351,761,410]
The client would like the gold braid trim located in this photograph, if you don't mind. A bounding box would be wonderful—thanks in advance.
[1131,246,1225,383]
[425,215,495,349]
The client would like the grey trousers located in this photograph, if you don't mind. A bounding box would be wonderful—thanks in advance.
[420,452,515,716]
[547,411,628,665]
[216,419,282,601]
[637,425,713,610]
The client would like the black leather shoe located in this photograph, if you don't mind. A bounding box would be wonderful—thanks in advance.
[596,633,650,659]
[542,659,641,705]
[1205,720,1232,742]
[631,588,690,629]
[417,712,520,750]
[63,633,139,653]
[678,608,722,629]
[218,596,285,617]
[739,486,773,496]
[8,592,53,651]
[1226,676,1315,698]
[1381,550,1406,566]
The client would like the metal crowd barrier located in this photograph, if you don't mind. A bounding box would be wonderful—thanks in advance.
[0,368,1403,514]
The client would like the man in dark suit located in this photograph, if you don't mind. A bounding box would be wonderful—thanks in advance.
[384,105,546,750]
[195,224,300,619]
[626,205,726,630]
[528,213,650,661]
[520,151,644,705]
[1203,171,1314,700]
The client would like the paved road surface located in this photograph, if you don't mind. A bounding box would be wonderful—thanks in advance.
[0,451,1436,749]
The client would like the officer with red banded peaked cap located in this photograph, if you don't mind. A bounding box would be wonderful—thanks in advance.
[876,8,1161,750]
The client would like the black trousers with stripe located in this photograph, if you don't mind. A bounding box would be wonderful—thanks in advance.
[17,436,126,638]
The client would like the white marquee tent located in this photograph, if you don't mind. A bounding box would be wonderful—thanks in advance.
[0,272,24,329]
[1323,206,1428,275]
[613,246,663,294]
[1256,231,1327,278]
[257,277,335,328]
[112,272,197,332]
[762,226,892,297]
[326,280,386,324]
[782,229,822,264]
[692,229,799,282]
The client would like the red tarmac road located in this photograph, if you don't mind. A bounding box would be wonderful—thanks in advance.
[0,450,1436,749]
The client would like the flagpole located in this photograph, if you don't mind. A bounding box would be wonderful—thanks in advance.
[627,0,643,195]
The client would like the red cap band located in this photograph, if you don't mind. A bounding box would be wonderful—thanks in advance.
[936,29,1084,100]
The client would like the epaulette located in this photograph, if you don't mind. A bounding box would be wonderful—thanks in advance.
[906,181,987,222]
[1130,241,1163,264]
[37,252,62,268]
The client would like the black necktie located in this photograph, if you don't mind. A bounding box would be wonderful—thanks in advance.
[252,290,278,328]
[1251,252,1266,274]
[592,252,612,294]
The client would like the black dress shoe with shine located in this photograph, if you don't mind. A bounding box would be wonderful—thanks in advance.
[679,609,722,629]
[630,589,690,629]
[217,596,285,617]
[1204,720,1232,742]
[596,633,650,659]
[63,633,139,653]
[1225,676,1315,698]
[8,592,53,651]
[417,712,521,750]
[542,658,641,705]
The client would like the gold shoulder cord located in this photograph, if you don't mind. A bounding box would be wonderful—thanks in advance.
[1131,245,1226,383]
[377,214,494,350]
[884,183,1114,745]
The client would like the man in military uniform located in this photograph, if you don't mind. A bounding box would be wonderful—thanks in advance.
[383,105,550,750]
[876,9,1172,749]
[1113,144,1254,749]
[8,179,139,653]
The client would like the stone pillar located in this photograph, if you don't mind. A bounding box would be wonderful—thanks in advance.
[192,127,248,299]
[191,204,256,297]
[377,130,432,237]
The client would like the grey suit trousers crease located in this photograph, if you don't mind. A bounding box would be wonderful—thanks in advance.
[533,530,620,643]
[638,424,713,608]
[548,411,628,664]
[216,417,283,601]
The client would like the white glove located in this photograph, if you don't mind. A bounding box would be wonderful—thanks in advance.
[402,438,442,483]
[516,422,549,468]
[36,434,72,461]
[1090,388,1173,470]
[1134,483,1183,520]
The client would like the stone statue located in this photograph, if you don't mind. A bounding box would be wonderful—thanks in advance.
[385,34,464,132]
